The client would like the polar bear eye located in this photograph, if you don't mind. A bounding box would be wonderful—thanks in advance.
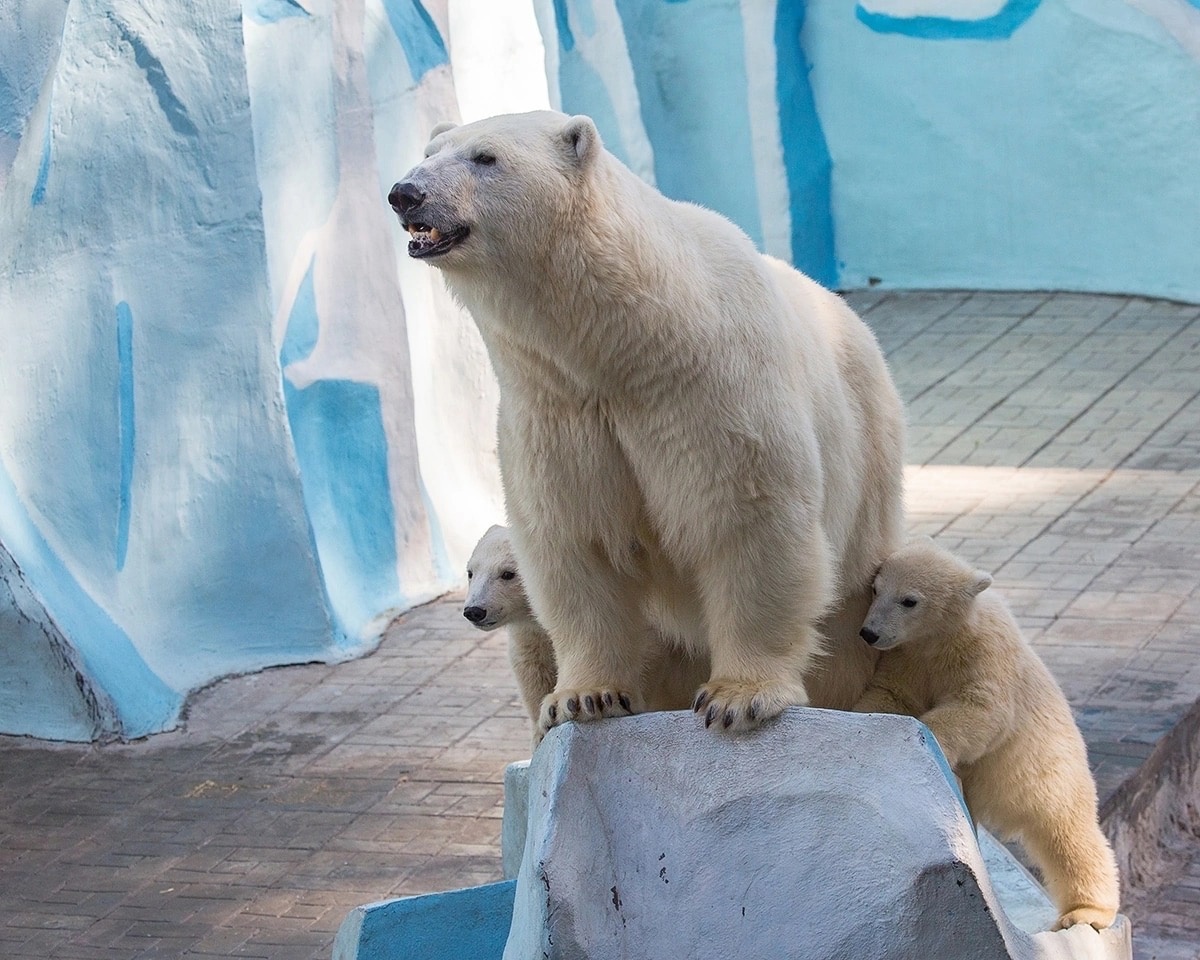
[472,152,497,166]
[500,570,516,581]
[466,570,473,580]
[901,597,918,608]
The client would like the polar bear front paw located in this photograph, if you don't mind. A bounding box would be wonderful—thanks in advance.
[692,679,808,732]
[1054,906,1117,931]
[537,687,638,737]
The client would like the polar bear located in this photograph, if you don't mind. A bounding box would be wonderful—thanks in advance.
[464,525,708,745]
[391,111,904,737]
[464,525,558,729]
[854,538,1120,930]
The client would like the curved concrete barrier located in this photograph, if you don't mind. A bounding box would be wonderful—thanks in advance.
[335,709,1131,960]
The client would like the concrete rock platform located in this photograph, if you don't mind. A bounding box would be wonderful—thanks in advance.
[1,290,1197,959]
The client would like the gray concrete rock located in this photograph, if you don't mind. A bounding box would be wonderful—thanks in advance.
[503,708,1130,960]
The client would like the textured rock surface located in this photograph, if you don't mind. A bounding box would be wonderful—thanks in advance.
[504,709,1131,960]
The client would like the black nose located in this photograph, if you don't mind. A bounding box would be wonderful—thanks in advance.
[463,606,486,623]
[859,627,879,646]
[389,180,424,214]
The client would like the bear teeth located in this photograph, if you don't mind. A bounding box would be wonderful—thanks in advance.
[406,224,440,243]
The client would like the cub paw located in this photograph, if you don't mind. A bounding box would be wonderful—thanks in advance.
[537,687,638,738]
[1054,906,1117,931]
[692,678,808,732]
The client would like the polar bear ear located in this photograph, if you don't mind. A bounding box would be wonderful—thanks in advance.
[561,115,600,166]
[968,572,993,597]
[429,120,458,139]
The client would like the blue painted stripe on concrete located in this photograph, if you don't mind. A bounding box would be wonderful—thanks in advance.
[552,0,576,50]
[31,105,51,206]
[279,258,319,369]
[282,379,401,638]
[0,455,180,739]
[855,0,1042,40]
[381,0,450,81]
[917,720,974,827]
[776,0,838,286]
[613,0,764,248]
[115,302,134,572]
[245,0,310,24]
[351,880,515,960]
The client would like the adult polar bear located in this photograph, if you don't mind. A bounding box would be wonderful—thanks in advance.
[391,112,905,737]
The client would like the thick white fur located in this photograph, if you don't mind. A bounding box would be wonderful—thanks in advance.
[464,525,707,747]
[400,111,904,736]
[854,539,1120,931]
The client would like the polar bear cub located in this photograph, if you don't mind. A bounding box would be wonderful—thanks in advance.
[464,525,558,730]
[465,525,708,746]
[854,538,1120,931]
[393,111,904,739]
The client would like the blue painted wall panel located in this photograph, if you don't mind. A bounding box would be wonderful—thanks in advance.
[611,0,765,249]
[344,880,515,960]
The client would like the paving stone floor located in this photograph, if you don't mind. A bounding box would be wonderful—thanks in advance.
[2,290,1198,959]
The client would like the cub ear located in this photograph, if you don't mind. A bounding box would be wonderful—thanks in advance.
[430,120,458,139]
[561,115,600,166]
[968,572,993,597]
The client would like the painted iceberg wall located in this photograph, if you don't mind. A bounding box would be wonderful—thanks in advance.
[537,0,1200,302]
[0,0,542,741]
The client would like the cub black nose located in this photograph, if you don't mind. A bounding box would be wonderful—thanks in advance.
[859,627,879,646]
[463,606,487,623]
[389,180,425,213]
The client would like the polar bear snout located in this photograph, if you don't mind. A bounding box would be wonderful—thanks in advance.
[388,180,425,214]
[463,605,487,624]
[859,626,880,646]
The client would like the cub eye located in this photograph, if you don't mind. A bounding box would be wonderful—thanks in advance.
[901,597,918,608]
[473,152,496,166]
[466,570,473,580]
[499,570,516,581]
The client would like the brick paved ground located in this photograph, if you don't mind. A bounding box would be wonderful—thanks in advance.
[1,290,1197,959]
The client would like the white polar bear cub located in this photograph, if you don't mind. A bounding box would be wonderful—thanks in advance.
[463,525,558,729]
[465,525,710,746]
[854,538,1120,931]
[392,111,904,738]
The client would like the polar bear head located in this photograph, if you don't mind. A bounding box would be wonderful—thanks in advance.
[463,524,535,631]
[859,538,992,651]
[388,111,603,272]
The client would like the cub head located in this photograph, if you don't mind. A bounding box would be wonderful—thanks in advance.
[463,524,534,631]
[859,538,992,651]
[387,111,602,271]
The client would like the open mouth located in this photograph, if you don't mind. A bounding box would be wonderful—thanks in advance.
[404,221,469,259]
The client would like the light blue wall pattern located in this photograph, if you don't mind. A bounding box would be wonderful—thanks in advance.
[536,0,1200,301]
[0,0,505,741]
[811,0,1200,300]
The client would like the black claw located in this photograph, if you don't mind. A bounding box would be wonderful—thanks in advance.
[693,690,710,713]
[723,710,734,729]
[602,692,614,708]
[584,695,596,714]
[548,704,558,722]
[747,702,759,722]
[566,697,579,714]
[705,704,718,728]
[618,693,632,713]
